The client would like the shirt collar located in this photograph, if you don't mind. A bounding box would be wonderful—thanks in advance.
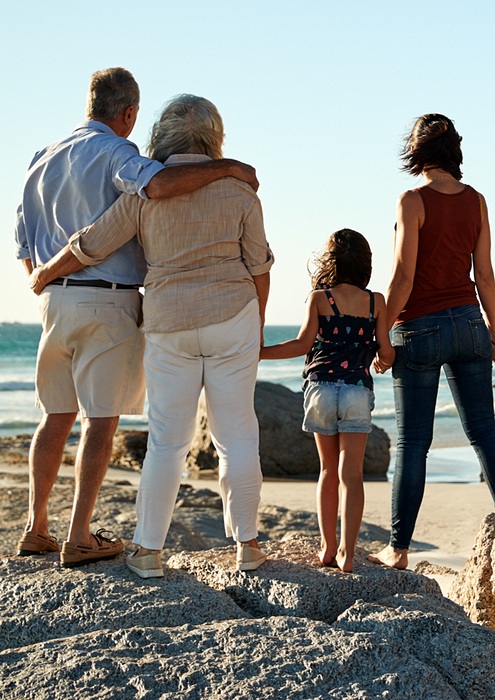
[73,119,117,136]
[164,154,213,165]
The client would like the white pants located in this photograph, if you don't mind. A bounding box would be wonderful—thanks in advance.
[134,299,262,549]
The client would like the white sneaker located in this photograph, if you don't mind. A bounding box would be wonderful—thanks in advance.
[236,543,267,571]
[126,550,164,578]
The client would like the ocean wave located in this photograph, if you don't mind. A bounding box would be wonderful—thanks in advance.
[372,407,396,419]
[0,419,39,430]
[435,403,460,418]
[0,381,35,392]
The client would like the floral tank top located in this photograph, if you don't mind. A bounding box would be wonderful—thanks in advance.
[302,288,379,391]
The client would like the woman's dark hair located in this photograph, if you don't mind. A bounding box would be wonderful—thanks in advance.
[310,228,372,290]
[401,113,463,180]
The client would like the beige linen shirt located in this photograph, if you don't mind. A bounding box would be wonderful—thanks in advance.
[69,154,274,332]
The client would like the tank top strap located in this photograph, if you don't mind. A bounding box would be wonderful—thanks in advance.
[367,289,375,319]
[325,289,342,316]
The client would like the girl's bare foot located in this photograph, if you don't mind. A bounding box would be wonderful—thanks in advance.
[335,548,353,573]
[318,547,337,567]
[368,545,408,570]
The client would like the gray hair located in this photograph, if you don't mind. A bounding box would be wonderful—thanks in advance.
[148,94,224,162]
[85,67,140,121]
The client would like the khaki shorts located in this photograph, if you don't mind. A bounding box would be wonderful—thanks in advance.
[35,285,145,417]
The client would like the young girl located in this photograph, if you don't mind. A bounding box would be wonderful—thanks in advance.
[260,229,394,572]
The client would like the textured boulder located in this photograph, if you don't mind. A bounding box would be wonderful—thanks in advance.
[449,512,495,628]
[110,429,148,471]
[186,381,390,478]
[168,534,441,623]
[2,606,494,700]
[334,598,495,700]
[0,554,248,653]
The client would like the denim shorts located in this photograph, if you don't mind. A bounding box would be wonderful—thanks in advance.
[302,380,375,435]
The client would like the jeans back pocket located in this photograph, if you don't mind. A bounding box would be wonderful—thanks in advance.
[401,326,440,371]
[468,318,492,359]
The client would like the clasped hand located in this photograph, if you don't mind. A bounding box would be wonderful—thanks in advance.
[29,266,47,296]
[372,357,392,374]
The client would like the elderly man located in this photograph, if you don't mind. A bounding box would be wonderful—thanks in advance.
[15,67,258,567]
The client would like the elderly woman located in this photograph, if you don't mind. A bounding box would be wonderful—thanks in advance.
[370,114,495,570]
[33,95,274,577]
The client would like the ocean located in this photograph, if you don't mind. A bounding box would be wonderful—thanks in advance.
[0,322,484,482]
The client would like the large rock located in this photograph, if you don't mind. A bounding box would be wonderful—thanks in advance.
[186,381,391,478]
[449,512,495,628]
[110,429,148,471]
[3,474,495,700]
[2,605,494,700]
[0,554,248,653]
[334,598,495,699]
[168,534,441,623]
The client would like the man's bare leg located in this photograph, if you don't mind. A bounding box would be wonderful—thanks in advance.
[368,545,408,570]
[66,415,119,546]
[25,412,77,536]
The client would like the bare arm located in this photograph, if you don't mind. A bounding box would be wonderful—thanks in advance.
[385,190,423,328]
[28,246,84,294]
[21,258,34,276]
[473,194,495,358]
[260,292,320,360]
[253,272,270,346]
[372,293,396,373]
[145,159,259,199]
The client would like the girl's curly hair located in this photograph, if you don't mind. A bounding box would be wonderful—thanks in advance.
[309,228,372,290]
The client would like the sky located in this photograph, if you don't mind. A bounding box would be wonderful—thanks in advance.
[2,0,495,326]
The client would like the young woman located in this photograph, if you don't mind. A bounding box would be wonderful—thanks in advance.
[370,114,495,570]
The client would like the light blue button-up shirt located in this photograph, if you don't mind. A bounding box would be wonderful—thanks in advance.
[14,120,165,285]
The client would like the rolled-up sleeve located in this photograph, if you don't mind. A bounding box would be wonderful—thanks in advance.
[14,204,30,260]
[111,144,165,199]
[241,196,275,276]
[69,194,142,264]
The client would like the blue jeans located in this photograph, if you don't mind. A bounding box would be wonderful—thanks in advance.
[391,305,495,550]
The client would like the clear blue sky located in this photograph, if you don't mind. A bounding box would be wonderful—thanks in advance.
[2,1,495,325]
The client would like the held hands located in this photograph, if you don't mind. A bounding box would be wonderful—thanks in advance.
[28,266,48,296]
[372,356,393,375]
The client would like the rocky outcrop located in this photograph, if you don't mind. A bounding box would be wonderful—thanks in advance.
[2,475,495,699]
[3,607,494,700]
[449,512,495,628]
[167,535,441,623]
[0,555,247,653]
[186,381,391,478]
[1,553,494,700]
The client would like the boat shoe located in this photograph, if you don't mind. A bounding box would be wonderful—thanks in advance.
[236,543,267,571]
[17,532,60,556]
[126,550,164,579]
[60,528,124,568]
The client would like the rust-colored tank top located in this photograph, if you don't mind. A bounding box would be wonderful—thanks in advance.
[397,184,481,323]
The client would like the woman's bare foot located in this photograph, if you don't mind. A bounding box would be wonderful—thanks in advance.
[368,545,408,570]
